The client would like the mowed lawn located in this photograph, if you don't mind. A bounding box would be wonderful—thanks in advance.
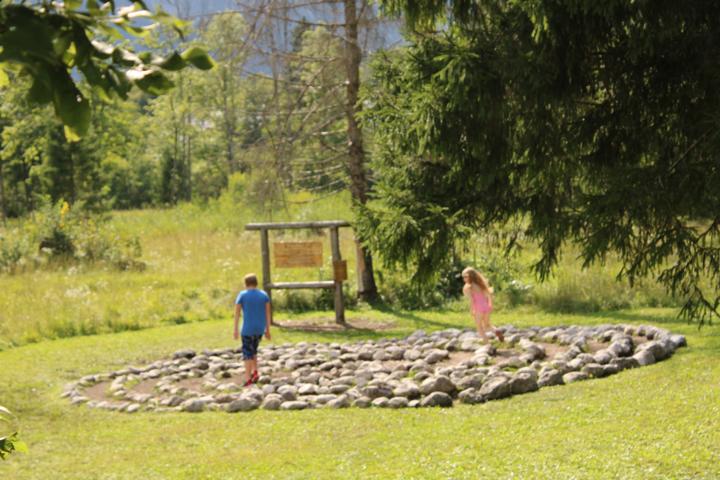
[1,307,719,479]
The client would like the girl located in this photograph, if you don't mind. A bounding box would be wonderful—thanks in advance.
[462,267,504,343]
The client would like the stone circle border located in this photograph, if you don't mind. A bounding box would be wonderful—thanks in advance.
[63,324,687,413]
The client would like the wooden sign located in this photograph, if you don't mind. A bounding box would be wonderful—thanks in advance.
[333,260,347,282]
[274,241,323,268]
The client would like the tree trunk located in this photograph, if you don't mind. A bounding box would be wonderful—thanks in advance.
[343,0,377,301]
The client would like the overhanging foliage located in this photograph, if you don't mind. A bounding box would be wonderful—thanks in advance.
[361,0,720,324]
[0,1,214,141]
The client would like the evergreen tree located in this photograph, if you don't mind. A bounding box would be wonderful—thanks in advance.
[362,0,720,323]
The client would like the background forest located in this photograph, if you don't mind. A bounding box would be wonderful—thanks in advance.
[0,3,384,215]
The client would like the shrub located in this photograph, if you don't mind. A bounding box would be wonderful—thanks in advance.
[0,200,145,273]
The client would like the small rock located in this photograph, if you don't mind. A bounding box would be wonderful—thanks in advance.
[173,349,196,360]
[562,372,589,384]
[353,397,372,408]
[327,396,351,409]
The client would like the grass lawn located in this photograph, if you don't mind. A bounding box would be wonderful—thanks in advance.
[1,306,719,479]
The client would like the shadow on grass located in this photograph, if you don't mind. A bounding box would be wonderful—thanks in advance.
[369,300,468,331]
[581,310,687,326]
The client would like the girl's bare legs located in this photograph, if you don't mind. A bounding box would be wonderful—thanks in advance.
[475,313,489,343]
[481,313,504,342]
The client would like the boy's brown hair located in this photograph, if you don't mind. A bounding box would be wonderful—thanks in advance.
[244,273,258,287]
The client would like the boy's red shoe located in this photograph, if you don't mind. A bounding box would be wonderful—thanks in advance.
[243,378,254,387]
[251,370,260,383]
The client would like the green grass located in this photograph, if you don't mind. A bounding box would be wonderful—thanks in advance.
[0,192,359,348]
[0,195,717,477]
[1,307,719,479]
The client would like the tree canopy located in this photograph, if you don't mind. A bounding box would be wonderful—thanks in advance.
[0,0,213,140]
[361,0,720,323]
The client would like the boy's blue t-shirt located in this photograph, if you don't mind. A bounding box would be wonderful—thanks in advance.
[235,288,270,336]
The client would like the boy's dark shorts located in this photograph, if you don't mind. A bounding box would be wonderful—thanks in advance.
[241,335,262,360]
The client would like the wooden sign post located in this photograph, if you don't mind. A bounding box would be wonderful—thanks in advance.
[245,220,351,325]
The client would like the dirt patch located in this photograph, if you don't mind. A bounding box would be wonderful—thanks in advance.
[539,342,567,359]
[586,340,606,354]
[85,382,110,400]
[436,351,475,368]
[273,317,396,332]
[177,377,206,393]
[132,379,159,395]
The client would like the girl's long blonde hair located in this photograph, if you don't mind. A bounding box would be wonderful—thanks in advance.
[462,267,494,294]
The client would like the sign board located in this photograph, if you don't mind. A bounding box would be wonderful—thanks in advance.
[333,260,347,282]
[274,241,323,268]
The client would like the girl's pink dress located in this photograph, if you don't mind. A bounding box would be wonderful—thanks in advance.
[471,290,492,314]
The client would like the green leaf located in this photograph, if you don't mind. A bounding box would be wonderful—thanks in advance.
[157,52,185,71]
[28,76,53,104]
[180,47,215,70]
[65,0,83,10]
[0,67,8,88]
[51,70,91,140]
[134,71,174,95]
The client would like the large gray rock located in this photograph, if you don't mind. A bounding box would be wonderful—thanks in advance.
[298,384,319,395]
[261,394,283,411]
[280,401,309,411]
[420,392,453,408]
[458,388,484,405]
[607,339,633,357]
[403,349,423,361]
[361,385,394,399]
[393,383,421,400]
[611,357,640,371]
[277,385,298,402]
[353,397,372,408]
[180,399,205,413]
[633,349,656,366]
[478,375,512,401]
[227,397,260,413]
[315,394,337,405]
[602,364,620,377]
[327,395,351,409]
[668,334,687,349]
[581,363,605,378]
[371,397,389,408]
[538,369,564,387]
[388,397,409,409]
[455,374,485,391]
[425,349,450,364]
[592,350,615,365]
[510,369,539,395]
[419,376,457,396]
[638,341,669,361]
[173,349,196,360]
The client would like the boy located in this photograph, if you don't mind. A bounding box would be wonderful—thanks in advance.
[234,273,271,386]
